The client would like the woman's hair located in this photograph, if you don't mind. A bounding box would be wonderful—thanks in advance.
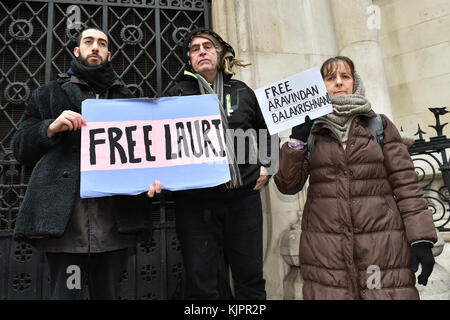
[320,56,355,79]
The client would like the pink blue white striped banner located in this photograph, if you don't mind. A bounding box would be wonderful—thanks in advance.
[80,95,230,198]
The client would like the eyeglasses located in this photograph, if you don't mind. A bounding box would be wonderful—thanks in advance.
[189,41,216,55]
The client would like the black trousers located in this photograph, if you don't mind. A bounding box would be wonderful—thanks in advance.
[174,186,266,300]
[45,249,128,300]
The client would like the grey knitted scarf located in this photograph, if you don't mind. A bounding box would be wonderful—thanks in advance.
[313,71,372,142]
[196,71,243,189]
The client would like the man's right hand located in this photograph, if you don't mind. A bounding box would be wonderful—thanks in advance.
[47,110,86,138]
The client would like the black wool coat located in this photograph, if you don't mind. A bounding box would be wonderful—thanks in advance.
[11,73,153,240]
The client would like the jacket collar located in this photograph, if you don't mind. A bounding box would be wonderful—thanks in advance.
[58,71,123,89]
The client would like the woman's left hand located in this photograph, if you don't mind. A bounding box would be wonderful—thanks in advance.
[411,242,435,285]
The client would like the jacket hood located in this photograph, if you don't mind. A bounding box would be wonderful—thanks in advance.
[182,27,235,74]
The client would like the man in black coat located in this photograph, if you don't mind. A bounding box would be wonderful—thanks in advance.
[11,27,153,300]
[149,27,272,299]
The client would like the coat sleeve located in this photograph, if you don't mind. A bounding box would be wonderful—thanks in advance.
[381,114,437,244]
[273,141,310,195]
[11,86,62,166]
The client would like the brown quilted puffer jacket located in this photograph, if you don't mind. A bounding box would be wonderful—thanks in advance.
[274,112,437,300]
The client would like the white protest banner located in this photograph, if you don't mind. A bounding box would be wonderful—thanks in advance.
[255,67,332,135]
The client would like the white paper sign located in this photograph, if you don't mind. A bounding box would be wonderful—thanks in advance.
[255,67,333,135]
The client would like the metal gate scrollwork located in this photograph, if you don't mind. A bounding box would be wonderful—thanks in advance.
[409,107,450,232]
[9,19,34,40]
[0,0,211,300]
[121,24,143,44]
[4,83,31,104]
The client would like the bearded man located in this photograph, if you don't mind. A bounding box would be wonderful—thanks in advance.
[11,27,153,300]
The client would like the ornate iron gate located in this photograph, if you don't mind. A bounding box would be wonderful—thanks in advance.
[409,107,450,232]
[0,0,210,300]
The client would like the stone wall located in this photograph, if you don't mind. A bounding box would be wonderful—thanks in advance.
[376,0,450,137]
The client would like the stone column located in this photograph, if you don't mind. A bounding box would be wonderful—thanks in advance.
[329,0,393,118]
[211,0,255,87]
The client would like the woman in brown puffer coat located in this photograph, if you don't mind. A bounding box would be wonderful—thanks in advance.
[274,56,437,300]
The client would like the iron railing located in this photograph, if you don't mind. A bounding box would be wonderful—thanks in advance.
[409,107,450,232]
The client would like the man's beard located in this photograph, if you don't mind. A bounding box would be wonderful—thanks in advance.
[78,54,106,67]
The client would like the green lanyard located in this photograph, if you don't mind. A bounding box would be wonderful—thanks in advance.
[226,93,232,117]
